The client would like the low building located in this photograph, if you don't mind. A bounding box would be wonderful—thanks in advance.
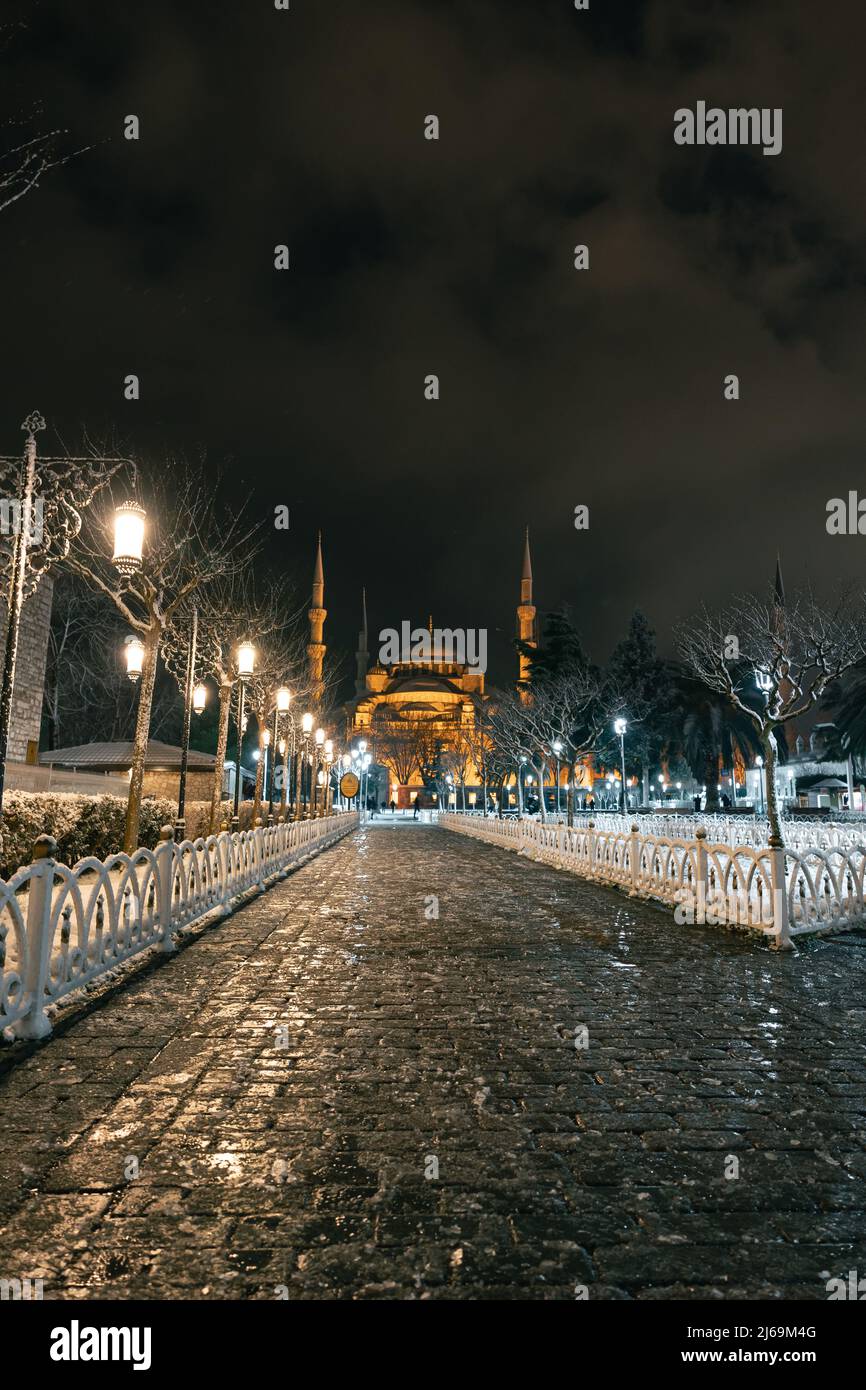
[38,740,222,802]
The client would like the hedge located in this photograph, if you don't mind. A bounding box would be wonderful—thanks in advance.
[0,793,277,876]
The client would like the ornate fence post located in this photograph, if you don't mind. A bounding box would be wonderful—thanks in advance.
[255,823,266,891]
[587,820,596,879]
[14,834,57,1040]
[695,827,708,925]
[156,826,177,953]
[769,834,791,948]
[629,823,640,895]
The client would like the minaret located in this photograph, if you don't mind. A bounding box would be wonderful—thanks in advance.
[307,531,327,706]
[517,526,536,693]
[355,587,369,695]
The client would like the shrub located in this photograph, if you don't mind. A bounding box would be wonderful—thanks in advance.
[0,790,176,876]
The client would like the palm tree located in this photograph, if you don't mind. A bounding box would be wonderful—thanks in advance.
[667,667,768,813]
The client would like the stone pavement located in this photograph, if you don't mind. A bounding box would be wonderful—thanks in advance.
[1,820,865,1301]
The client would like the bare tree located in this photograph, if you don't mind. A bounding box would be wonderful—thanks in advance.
[374,716,433,793]
[441,730,473,810]
[0,414,132,838]
[162,574,315,832]
[44,575,180,749]
[677,585,866,842]
[462,691,507,815]
[490,668,610,823]
[0,18,89,216]
[65,464,258,851]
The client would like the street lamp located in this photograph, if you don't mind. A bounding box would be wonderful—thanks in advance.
[237,642,255,679]
[297,712,314,819]
[613,718,628,817]
[553,739,563,817]
[124,635,145,682]
[324,741,334,814]
[313,728,325,816]
[270,687,291,823]
[112,500,146,577]
[176,606,205,839]
[231,640,255,831]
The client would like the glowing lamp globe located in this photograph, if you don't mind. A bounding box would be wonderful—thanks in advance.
[113,501,146,577]
[276,686,291,712]
[124,635,145,682]
[192,682,207,714]
[236,642,255,678]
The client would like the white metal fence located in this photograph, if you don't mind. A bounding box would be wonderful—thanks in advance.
[0,811,358,1040]
[462,808,866,854]
[441,813,866,946]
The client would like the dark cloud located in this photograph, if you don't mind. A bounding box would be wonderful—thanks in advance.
[1,0,865,688]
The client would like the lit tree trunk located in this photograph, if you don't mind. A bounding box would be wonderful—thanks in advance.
[123,625,159,853]
[642,761,649,807]
[567,762,575,827]
[534,760,548,821]
[703,753,721,813]
[482,766,488,815]
[762,729,783,845]
[210,681,232,833]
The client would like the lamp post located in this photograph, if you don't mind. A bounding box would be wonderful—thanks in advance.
[297,712,313,819]
[357,739,369,822]
[0,414,132,846]
[0,416,44,835]
[362,751,371,818]
[231,641,255,831]
[111,497,151,855]
[175,604,204,840]
[314,727,325,816]
[613,718,628,817]
[324,738,334,814]
[260,727,271,825]
[340,751,351,810]
[552,739,563,818]
[271,685,291,823]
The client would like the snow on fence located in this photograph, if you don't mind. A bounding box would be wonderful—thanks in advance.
[441,813,866,946]
[462,808,866,854]
[0,811,358,1039]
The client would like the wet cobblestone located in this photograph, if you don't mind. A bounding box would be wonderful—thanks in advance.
[1,821,865,1300]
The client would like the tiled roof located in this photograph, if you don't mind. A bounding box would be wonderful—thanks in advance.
[39,741,217,771]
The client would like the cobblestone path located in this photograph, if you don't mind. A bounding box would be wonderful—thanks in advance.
[1,821,865,1300]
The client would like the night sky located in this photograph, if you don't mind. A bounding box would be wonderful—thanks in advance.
[2,0,865,687]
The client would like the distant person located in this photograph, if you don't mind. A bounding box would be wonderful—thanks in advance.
[413,799,419,820]
[390,799,396,814]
